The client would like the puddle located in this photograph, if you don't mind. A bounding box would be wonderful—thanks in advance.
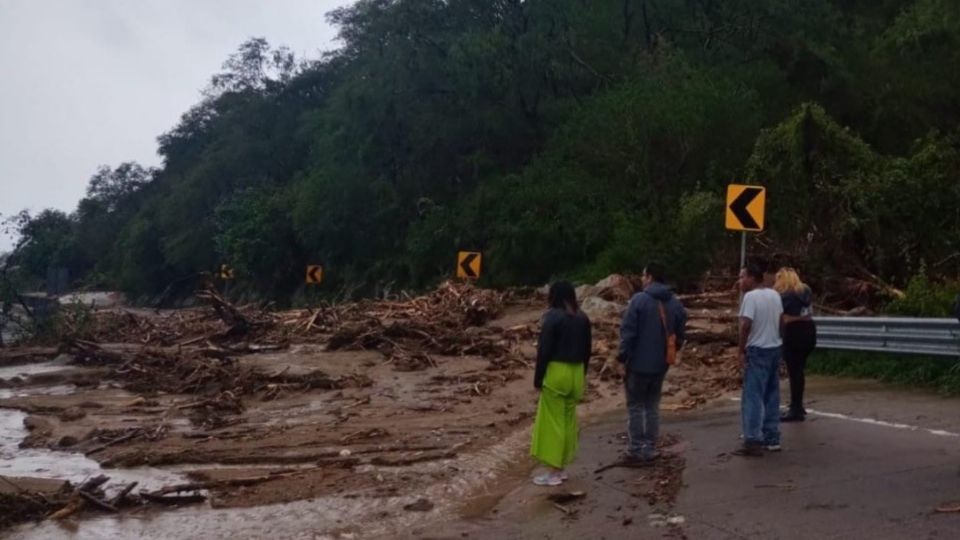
[0,360,68,381]
[0,408,187,496]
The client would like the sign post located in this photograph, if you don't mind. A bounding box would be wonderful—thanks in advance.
[219,264,235,297]
[725,184,767,274]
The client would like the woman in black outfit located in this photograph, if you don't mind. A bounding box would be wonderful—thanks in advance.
[774,268,817,422]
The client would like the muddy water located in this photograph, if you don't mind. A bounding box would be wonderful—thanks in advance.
[0,360,69,381]
[5,422,536,540]
[0,408,187,496]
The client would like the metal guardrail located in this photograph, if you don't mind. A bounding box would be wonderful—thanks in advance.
[814,317,960,358]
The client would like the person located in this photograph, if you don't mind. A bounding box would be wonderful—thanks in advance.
[617,262,687,462]
[735,264,784,457]
[530,281,592,486]
[774,268,816,422]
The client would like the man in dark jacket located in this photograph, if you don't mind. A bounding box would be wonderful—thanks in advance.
[618,262,687,462]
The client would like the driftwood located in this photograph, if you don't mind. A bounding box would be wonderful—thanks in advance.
[79,475,110,492]
[196,288,252,335]
[77,490,118,512]
[86,430,143,456]
[140,492,207,505]
[0,347,59,363]
[146,471,300,496]
[109,482,138,506]
[47,497,85,520]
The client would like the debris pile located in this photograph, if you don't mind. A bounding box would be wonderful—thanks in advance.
[0,474,162,529]
[303,281,515,366]
[54,306,228,347]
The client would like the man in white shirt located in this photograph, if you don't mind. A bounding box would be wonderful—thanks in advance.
[735,264,784,457]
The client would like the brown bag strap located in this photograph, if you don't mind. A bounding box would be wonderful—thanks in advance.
[657,301,670,338]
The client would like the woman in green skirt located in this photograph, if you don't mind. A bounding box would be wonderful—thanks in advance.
[530,281,592,486]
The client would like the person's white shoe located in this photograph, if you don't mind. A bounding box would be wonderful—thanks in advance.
[532,472,563,486]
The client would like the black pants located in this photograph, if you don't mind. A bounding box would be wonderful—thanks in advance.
[783,320,817,412]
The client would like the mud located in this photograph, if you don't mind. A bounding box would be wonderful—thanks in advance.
[0,281,741,538]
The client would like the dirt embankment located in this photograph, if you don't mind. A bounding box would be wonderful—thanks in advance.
[0,279,741,535]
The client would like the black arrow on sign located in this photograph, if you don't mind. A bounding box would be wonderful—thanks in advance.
[730,187,763,230]
[307,266,322,283]
[459,253,479,278]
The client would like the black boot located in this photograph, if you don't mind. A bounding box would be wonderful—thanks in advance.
[780,407,805,422]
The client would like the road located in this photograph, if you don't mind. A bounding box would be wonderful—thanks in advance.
[418,375,960,539]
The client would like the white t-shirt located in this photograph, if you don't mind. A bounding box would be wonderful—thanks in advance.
[740,288,783,349]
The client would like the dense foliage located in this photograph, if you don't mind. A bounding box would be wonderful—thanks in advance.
[5,0,960,300]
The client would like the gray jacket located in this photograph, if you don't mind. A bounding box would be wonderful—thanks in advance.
[618,282,687,374]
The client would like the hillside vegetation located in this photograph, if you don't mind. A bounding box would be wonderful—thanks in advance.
[5,0,960,303]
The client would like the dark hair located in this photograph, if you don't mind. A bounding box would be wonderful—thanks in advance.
[644,262,666,283]
[744,264,764,283]
[548,281,579,312]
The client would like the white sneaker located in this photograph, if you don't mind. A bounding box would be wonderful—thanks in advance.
[533,472,563,487]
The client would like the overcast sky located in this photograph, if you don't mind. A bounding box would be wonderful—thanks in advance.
[0,0,351,250]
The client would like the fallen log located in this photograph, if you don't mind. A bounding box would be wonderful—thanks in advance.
[86,430,142,455]
[109,482,138,507]
[48,496,85,520]
[79,475,110,492]
[0,347,60,365]
[140,492,206,505]
[196,288,252,335]
[147,471,300,496]
[78,490,118,513]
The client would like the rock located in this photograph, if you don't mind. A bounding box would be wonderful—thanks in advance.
[58,407,87,422]
[20,416,53,448]
[575,285,599,300]
[404,498,434,512]
[58,435,79,448]
[53,353,74,364]
[594,274,636,303]
[580,297,623,318]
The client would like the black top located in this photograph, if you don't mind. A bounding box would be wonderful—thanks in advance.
[781,286,813,317]
[534,308,592,389]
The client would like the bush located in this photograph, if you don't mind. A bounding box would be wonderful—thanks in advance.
[885,273,960,317]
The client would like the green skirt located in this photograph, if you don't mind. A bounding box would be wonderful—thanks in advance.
[530,361,585,469]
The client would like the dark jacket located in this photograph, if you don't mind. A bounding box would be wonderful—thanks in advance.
[534,308,592,389]
[782,286,813,317]
[618,282,687,374]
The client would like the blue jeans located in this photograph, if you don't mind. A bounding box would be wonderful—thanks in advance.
[741,346,782,446]
[625,371,665,458]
